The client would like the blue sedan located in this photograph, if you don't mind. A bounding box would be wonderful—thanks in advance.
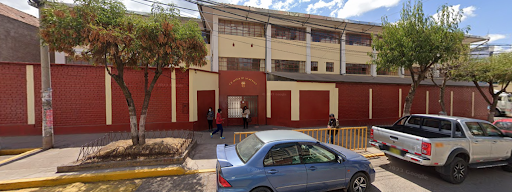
[216,130,376,192]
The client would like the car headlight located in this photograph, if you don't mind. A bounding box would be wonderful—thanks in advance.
[369,163,374,169]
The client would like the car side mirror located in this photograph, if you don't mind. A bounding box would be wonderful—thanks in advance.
[337,156,344,164]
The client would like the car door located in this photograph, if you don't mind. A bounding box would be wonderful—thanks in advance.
[300,142,347,192]
[465,122,494,162]
[263,142,307,192]
[479,122,512,160]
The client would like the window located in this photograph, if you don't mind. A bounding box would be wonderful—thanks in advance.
[271,26,306,41]
[495,122,512,130]
[201,31,210,44]
[395,116,410,126]
[422,118,440,128]
[272,60,306,73]
[300,144,336,164]
[346,64,370,75]
[455,123,466,138]
[326,62,334,72]
[441,120,452,131]
[408,117,422,126]
[346,33,371,46]
[311,29,339,44]
[218,19,264,37]
[480,122,503,137]
[466,122,484,136]
[227,96,258,118]
[377,69,398,76]
[311,61,318,71]
[237,134,265,163]
[264,143,301,166]
[219,57,264,71]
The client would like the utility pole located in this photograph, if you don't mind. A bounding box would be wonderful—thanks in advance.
[29,0,53,149]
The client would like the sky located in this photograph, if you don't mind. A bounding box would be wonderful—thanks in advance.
[2,0,511,47]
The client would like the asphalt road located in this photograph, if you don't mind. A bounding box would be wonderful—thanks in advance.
[13,155,512,192]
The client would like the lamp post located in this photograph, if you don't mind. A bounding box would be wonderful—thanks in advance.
[28,0,53,149]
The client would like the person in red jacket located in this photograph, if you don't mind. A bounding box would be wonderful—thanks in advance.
[211,109,225,139]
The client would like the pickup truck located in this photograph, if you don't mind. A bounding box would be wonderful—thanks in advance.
[369,114,512,184]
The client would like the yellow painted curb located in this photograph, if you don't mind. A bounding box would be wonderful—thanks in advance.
[363,152,385,158]
[0,166,189,191]
[0,148,42,165]
[185,168,216,175]
[0,148,39,155]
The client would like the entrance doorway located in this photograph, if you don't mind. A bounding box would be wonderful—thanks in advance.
[197,90,216,131]
[227,95,258,126]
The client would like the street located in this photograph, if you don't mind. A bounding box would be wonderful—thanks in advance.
[9,154,512,192]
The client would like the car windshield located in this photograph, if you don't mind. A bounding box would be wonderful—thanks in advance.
[496,122,512,130]
[236,134,264,163]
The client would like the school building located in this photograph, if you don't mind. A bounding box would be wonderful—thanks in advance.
[0,4,489,136]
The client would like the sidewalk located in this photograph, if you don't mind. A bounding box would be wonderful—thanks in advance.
[0,125,380,184]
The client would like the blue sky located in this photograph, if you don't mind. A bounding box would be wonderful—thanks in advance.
[2,0,510,46]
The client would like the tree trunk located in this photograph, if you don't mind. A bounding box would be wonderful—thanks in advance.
[403,81,420,116]
[439,76,448,114]
[138,66,163,145]
[488,96,499,122]
[112,74,139,145]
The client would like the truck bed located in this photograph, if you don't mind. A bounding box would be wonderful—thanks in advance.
[378,125,451,138]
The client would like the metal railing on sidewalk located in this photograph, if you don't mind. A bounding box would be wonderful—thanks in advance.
[233,127,367,151]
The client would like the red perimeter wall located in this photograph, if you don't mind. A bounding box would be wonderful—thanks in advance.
[0,62,187,136]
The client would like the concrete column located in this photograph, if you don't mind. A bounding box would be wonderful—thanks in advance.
[399,67,405,78]
[211,15,219,72]
[266,24,272,73]
[399,88,402,117]
[26,65,35,124]
[105,67,112,125]
[55,52,66,64]
[171,70,177,122]
[371,48,377,77]
[426,91,429,114]
[306,27,311,74]
[340,33,346,75]
[369,88,373,119]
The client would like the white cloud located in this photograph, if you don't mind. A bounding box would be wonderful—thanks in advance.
[273,0,298,11]
[335,0,400,18]
[243,0,273,9]
[306,0,341,14]
[487,34,507,43]
[432,5,476,22]
[302,0,311,2]
[494,46,512,53]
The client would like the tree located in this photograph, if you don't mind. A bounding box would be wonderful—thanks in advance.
[428,48,469,114]
[371,0,468,116]
[451,52,512,122]
[39,0,208,145]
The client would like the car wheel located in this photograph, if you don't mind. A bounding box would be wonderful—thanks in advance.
[348,172,369,192]
[250,187,272,192]
[439,157,468,184]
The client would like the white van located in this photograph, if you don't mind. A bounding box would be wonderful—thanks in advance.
[497,92,512,116]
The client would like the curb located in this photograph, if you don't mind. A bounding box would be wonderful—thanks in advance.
[0,148,40,156]
[0,148,43,166]
[363,152,385,158]
[0,167,215,191]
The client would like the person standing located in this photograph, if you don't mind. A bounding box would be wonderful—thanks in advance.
[207,107,214,131]
[211,109,225,139]
[242,106,250,129]
[327,114,339,144]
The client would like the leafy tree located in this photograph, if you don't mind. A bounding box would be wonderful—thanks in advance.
[451,52,512,122]
[40,0,208,145]
[428,47,469,114]
[371,0,468,116]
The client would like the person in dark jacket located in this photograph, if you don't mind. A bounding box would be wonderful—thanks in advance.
[242,106,250,129]
[328,114,339,144]
[207,107,214,131]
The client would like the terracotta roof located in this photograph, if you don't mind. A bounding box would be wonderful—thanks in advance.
[0,3,39,27]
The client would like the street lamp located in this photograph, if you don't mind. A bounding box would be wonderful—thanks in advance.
[28,0,54,149]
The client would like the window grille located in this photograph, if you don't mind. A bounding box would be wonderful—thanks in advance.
[272,60,306,73]
[326,62,334,72]
[311,61,318,71]
[346,33,372,47]
[218,19,264,37]
[312,29,339,44]
[346,64,370,75]
[219,57,265,71]
[271,26,306,41]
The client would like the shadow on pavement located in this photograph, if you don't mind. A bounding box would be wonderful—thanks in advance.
[380,156,512,192]
[135,173,214,192]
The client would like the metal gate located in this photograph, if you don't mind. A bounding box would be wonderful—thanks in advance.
[227,96,258,125]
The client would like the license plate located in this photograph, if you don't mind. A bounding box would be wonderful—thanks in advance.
[389,147,401,156]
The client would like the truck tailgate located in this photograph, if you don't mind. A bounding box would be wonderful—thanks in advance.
[373,126,424,155]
